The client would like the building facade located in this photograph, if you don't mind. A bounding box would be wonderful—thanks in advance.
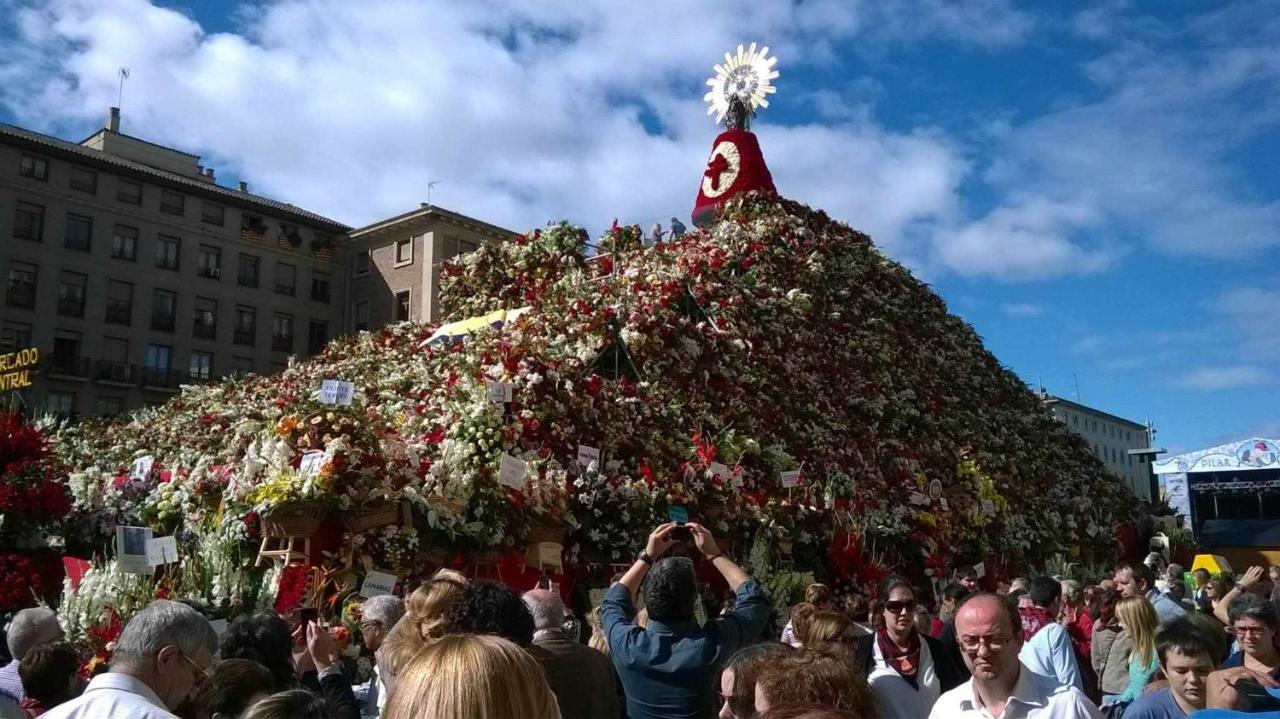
[0,109,349,417]
[344,204,515,329]
[1041,392,1155,501]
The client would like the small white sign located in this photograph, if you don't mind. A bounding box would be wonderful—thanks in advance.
[928,479,943,500]
[909,491,930,506]
[532,542,562,567]
[299,451,327,478]
[146,536,179,566]
[974,562,986,578]
[209,619,229,637]
[779,470,800,488]
[940,498,949,510]
[361,570,399,598]
[577,444,601,469]
[709,462,731,480]
[131,455,154,482]
[981,499,996,516]
[319,379,355,406]
[499,454,528,490]
[116,526,154,574]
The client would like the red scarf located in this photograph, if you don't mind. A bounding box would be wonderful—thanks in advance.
[1020,606,1055,640]
[877,628,921,689]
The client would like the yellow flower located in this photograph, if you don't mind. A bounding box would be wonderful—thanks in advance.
[277,415,301,436]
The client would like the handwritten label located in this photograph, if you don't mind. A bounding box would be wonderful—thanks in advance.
[499,454,528,490]
[939,498,949,511]
[131,455,154,481]
[318,379,355,406]
[577,444,601,469]
[486,381,514,404]
[980,499,996,516]
[709,462,730,481]
[361,570,398,598]
[146,536,179,566]
[299,451,327,478]
[779,470,800,488]
[974,562,986,578]
[909,491,930,506]
[535,542,562,567]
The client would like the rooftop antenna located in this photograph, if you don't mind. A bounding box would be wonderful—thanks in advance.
[1072,373,1081,402]
[117,67,130,113]
[426,179,440,207]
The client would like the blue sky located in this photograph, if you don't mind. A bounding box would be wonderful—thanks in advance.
[1,0,1276,454]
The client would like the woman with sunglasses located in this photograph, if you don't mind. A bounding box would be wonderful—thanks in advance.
[854,575,963,719]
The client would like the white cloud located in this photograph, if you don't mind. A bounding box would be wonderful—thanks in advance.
[1001,302,1043,318]
[1175,365,1272,390]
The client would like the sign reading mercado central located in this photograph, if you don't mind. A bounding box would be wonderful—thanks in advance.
[0,347,39,391]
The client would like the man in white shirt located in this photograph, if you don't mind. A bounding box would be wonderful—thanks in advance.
[930,593,1101,719]
[1018,576,1085,693]
[44,600,217,719]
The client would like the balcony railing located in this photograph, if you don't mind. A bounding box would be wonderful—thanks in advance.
[234,328,255,346]
[197,265,222,280]
[47,356,91,377]
[151,313,176,332]
[6,287,35,309]
[105,302,132,325]
[57,296,85,317]
[193,321,217,340]
[271,335,293,352]
[94,360,138,384]
[275,283,296,296]
[141,368,183,389]
[237,272,258,288]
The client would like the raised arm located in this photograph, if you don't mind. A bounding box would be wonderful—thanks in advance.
[688,523,749,591]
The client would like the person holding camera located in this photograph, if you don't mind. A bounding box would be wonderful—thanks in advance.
[600,522,770,719]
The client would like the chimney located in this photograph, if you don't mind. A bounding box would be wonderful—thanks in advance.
[238,181,248,193]
[107,106,120,133]
[204,167,215,181]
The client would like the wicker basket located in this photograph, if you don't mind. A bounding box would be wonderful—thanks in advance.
[341,502,399,533]
[262,501,327,538]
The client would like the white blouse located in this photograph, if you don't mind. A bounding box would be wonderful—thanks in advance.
[868,635,942,719]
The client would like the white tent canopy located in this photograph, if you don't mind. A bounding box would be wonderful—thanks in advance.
[1154,437,1280,475]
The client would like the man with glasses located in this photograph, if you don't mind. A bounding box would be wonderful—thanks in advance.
[353,595,404,718]
[930,593,1101,718]
[43,600,216,719]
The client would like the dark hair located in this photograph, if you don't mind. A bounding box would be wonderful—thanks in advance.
[1228,592,1278,630]
[755,647,878,717]
[956,592,1022,638]
[219,613,296,691]
[718,642,793,718]
[1116,561,1155,590]
[18,641,77,704]
[241,689,331,719]
[445,582,535,647]
[1028,576,1062,608]
[877,574,914,603]
[1155,616,1219,666]
[1193,568,1211,580]
[208,658,276,718]
[942,582,969,604]
[757,703,859,719]
[955,565,978,580]
[1008,588,1028,604]
[641,557,697,623]
[1208,574,1235,597]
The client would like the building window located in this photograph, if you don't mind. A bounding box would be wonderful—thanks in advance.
[201,202,225,226]
[105,280,133,325]
[307,319,328,354]
[275,263,297,296]
[112,225,139,261]
[151,290,177,332]
[234,307,256,346]
[197,245,222,279]
[353,251,370,277]
[51,331,82,375]
[395,290,410,322]
[241,213,267,242]
[64,214,93,252]
[238,254,260,288]
[278,222,302,249]
[395,238,413,265]
[144,343,173,383]
[0,322,32,350]
[156,235,181,270]
[354,301,370,332]
[160,191,185,216]
[193,297,217,340]
[45,391,75,418]
[57,271,87,317]
[70,166,98,193]
[311,272,330,303]
[272,313,294,352]
[189,351,214,380]
[19,154,49,181]
[117,179,142,205]
[96,397,124,416]
[5,262,37,309]
[14,202,44,242]
[231,356,254,375]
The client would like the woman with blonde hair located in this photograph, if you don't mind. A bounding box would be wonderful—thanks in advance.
[1111,595,1160,707]
[383,633,560,719]
[377,569,468,695]
[781,584,833,646]
[803,610,858,651]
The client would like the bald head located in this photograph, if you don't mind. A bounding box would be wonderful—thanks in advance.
[956,593,1020,636]
[954,593,1023,684]
[522,589,565,631]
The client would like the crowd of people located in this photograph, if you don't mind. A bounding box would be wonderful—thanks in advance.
[2,526,1280,718]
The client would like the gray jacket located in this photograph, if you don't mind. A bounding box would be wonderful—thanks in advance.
[1091,624,1133,695]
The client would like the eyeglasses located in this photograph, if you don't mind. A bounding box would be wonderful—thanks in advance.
[1235,626,1270,637]
[885,600,916,614]
[959,635,1011,653]
[177,651,213,681]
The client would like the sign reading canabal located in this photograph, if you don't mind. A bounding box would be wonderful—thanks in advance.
[0,347,38,391]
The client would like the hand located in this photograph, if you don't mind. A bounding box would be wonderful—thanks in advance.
[687,523,722,558]
[645,523,678,560]
[1240,566,1265,590]
[306,621,340,673]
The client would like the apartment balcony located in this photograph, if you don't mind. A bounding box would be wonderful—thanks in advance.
[57,296,85,317]
[151,313,176,332]
[193,321,217,340]
[234,328,255,346]
[105,302,132,325]
[46,356,91,379]
[271,335,293,352]
[5,287,35,309]
[197,266,222,280]
[94,360,139,386]
[141,368,184,390]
